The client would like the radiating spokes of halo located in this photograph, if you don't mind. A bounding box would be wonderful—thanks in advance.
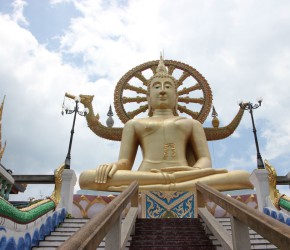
[114,60,212,124]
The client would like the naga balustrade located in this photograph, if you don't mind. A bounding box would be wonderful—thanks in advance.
[196,182,290,250]
[58,181,139,250]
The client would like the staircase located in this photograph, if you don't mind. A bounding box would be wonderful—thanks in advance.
[31,217,280,249]
[209,217,279,250]
[32,218,89,249]
[129,218,215,250]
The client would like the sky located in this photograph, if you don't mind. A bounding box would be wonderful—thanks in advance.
[0,0,290,200]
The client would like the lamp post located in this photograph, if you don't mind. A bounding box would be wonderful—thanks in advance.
[62,96,88,169]
[239,99,264,169]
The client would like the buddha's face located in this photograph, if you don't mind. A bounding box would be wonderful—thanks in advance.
[148,77,177,110]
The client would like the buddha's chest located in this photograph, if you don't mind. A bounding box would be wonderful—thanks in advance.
[135,118,191,142]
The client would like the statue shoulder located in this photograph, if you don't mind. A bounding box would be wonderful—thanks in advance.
[124,117,146,128]
[176,117,202,126]
[177,118,204,135]
[123,119,137,131]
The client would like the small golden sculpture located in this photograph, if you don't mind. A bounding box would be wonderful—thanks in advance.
[265,160,284,209]
[50,163,65,206]
[79,56,253,192]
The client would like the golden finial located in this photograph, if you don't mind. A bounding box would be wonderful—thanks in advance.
[106,105,114,128]
[211,105,220,128]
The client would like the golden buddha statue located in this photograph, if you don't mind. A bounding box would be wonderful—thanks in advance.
[79,56,253,192]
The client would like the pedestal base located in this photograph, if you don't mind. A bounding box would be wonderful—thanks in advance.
[72,190,257,219]
[141,191,195,218]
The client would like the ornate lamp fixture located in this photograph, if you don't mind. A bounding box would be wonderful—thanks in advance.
[62,96,89,169]
[239,98,264,169]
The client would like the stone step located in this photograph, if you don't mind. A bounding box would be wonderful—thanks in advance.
[136,218,200,221]
[250,245,278,250]
[134,231,207,237]
[31,218,90,249]
[32,247,58,250]
[54,227,80,232]
[130,246,215,250]
[211,217,278,250]
[130,218,215,249]
[58,222,87,228]
[39,241,63,247]
[135,228,206,233]
[136,220,200,226]
[64,218,89,223]
[130,240,213,246]
[132,235,211,241]
[33,216,279,250]
[50,231,74,236]
[210,237,277,248]
[44,235,70,241]
[216,217,231,221]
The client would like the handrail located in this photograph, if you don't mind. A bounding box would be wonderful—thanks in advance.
[58,181,139,250]
[196,182,290,250]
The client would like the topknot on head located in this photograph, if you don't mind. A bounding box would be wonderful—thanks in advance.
[156,54,168,75]
[147,55,177,88]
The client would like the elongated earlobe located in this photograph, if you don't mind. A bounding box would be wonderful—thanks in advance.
[173,105,178,116]
[147,95,153,116]
[173,98,178,116]
[148,105,153,116]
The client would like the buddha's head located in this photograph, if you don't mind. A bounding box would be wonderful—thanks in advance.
[147,56,178,116]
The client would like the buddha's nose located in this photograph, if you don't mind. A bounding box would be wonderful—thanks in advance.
[160,89,166,95]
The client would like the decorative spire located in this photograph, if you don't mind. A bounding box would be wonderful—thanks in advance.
[211,105,220,128]
[211,105,218,117]
[106,105,114,128]
[148,54,176,83]
[156,53,168,75]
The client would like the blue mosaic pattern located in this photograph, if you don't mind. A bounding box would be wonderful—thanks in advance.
[0,208,66,250]
[142,191,195,218]
[263,207,290,226]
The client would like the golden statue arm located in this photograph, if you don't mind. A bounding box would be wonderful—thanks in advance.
[204,107,244,141]
[65,93,244,142]
[65,93,123,141]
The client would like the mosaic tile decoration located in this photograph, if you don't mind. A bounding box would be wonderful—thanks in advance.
[141,191,195,218]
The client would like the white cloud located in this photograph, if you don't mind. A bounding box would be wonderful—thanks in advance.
[1,0,290,199]
[0,12,117,199]
[11,0,28,26]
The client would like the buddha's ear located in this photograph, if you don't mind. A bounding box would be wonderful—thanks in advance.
[173,97,178,116]
[147,95,153,116]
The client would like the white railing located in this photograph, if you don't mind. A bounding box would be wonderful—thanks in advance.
[58,181,139,250]
[196,182,290,250]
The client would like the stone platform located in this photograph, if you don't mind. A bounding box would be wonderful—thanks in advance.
[72,190,257,219]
